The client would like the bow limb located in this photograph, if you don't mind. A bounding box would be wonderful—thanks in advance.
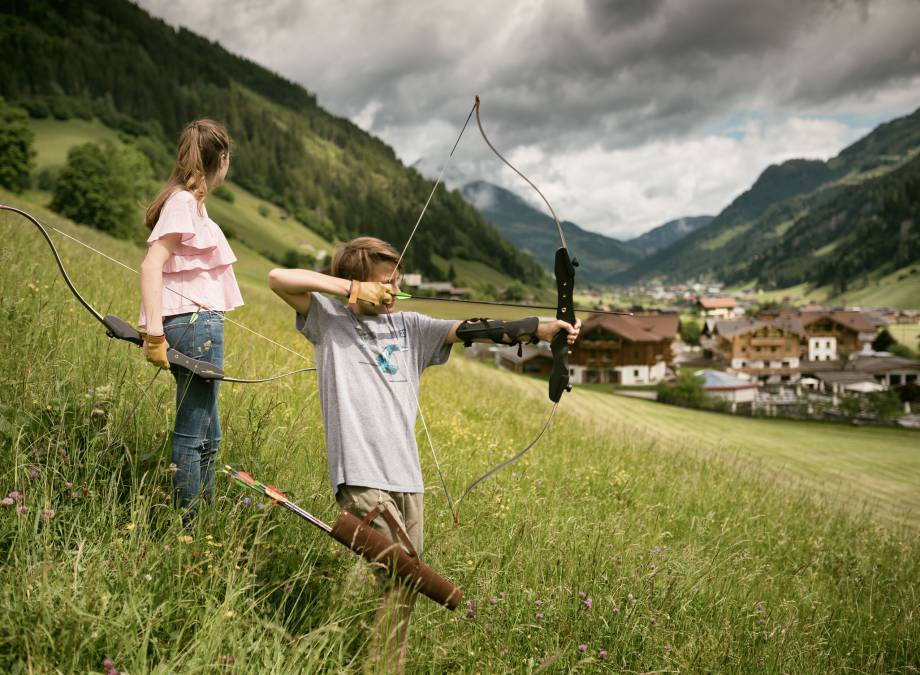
[1,204,315,384]
[450,98,578,516]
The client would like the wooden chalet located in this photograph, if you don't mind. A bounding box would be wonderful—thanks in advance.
[711,317,805,383]
[570,313,678,385]
[777,310,877,361]
[697,296,738,319]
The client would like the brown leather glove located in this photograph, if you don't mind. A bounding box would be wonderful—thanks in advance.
[142,333,170,370]
[348,280,395,308]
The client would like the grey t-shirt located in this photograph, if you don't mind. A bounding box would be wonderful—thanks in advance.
[297,292,455,493]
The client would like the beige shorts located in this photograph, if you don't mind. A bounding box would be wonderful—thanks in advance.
[335,485,424,557]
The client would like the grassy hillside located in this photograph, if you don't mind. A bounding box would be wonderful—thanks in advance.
[1,0,545,287]
[1,190,918,672]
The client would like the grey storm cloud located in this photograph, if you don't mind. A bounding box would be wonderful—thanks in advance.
[137,0,920,237]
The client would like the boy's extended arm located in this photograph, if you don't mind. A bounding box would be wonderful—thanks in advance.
[444,318,580,346]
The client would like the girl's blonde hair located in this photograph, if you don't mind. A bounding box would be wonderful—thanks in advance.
[331,237,402,281]
[144,119,232,229]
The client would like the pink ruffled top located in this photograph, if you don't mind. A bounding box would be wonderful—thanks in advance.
[139,190,244,326]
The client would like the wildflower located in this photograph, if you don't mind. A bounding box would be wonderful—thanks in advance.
[102,659,114,669]
[29,469,39,479]
[224,610,235,618]
[650,617,657,626]
[8,491,22,502]
[178,535,193,544]
[255,502,266,510]
[536,612,544,620]
[578,591,586,599]
[578,644,587,653]
[0,497,13,506]
[489,596,498,605]
[65,481,73,489]
[628,593,636,603]
[534,599,542,607]
[41,509,55,520]
[124,523,136,531]
[583,597,593,610]
[144,574,152,581]
[242,497,252,506]
[612,606,620,614]
[498,592,505,600]
[71,491,79,498]
[16,505,28,516]
[598,650,608,660]
[465,600,477,619]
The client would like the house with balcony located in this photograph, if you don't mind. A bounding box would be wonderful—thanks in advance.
[776,310,877,361]
[711,317,805,384]
[569,313,678,385]
[697,296,738,319]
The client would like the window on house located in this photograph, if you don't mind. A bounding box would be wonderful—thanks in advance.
[634,369,640,377]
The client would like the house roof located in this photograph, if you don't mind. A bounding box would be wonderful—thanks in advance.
[696,369,758,390]
[815,371,878,385]
[698,296,737,309]
[848,354,920,373]
[794,310,876,333]
[581,313,678,343]
[714,317,806,338]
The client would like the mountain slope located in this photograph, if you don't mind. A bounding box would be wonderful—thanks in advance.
[461,180,641,285]
[627,215,713,256]
[0,0,544,287]
[615,107,920,285]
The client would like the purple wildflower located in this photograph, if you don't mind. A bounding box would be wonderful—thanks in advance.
[102,659,114,669]
[0,497,13,506]
[598,650,608,660]
[16,505,28,516]
[465,600,476,619]
[578,591,586,599]
[28,469,39,479]
[578,644,587,653]
[65,481,73,489]
[8,491,22,501]
[41,509,55,521]
[583,597,593,609]
[612,606,620,614]
[242,497,252,506]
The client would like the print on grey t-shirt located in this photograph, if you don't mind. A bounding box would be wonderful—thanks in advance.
[296,292,455,493]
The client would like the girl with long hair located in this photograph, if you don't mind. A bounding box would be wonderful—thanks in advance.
[139,119,242,524]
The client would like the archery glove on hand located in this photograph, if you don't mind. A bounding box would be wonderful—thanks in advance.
[348,280,395,308]
[142,333,170,370]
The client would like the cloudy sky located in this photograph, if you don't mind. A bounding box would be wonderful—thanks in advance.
[137,0,920,239]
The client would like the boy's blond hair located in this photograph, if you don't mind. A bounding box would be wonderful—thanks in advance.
[331,237,402,281]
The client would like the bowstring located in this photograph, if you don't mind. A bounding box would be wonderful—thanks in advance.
[382,101,477,524]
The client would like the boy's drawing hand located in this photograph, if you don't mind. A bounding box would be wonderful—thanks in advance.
[536,318,581,345]
[349,280,395,308]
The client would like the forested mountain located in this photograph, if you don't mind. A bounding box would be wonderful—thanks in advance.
[614,107,920,287]
[627,215,713,256]
[460,180,641,286]
[0,0,544,286]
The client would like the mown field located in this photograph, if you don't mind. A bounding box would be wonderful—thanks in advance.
[1,192,919,673]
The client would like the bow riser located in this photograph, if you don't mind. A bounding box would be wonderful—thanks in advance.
[550,247,577,402]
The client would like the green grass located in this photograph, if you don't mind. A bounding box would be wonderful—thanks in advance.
[1,190,919,673]
[206,181,334,262]
[831,265,920,310]
[889,323,920,350]
[30,118,124,169]
[699,222,752,251]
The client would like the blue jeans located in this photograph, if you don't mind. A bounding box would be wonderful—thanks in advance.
[163,311,225,521]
